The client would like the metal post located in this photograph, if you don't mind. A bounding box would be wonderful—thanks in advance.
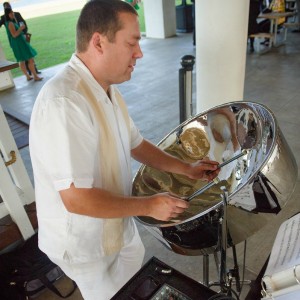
[203,254,209,287]
[179,55,195,124]
[219,187,229,291]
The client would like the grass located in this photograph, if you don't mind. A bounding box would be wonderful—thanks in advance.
[0,4,145,78]
[0,10,80,78]
[0,1,192,78]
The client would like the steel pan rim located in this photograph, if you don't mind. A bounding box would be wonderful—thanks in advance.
[135,201,223,228]
[133,101,279,228]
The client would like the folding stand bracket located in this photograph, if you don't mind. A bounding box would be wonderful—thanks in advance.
[201,188,251,299]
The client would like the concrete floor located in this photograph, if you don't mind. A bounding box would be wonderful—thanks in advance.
[0,31,299,299]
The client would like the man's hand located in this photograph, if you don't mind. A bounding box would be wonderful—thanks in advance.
[145,193,189,221]
[184,158,220,182]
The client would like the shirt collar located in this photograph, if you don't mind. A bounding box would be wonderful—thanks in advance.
[69,53,114,104]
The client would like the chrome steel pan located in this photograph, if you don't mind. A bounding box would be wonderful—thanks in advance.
[132,102,298,255]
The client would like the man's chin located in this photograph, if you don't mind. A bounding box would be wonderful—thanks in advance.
[115,74,131,84]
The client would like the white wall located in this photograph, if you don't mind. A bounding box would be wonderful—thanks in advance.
[195,0,250,112]
[143,0,176,38]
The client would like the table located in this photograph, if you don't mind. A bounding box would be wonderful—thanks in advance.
[258,11,296,46]
[0,60,19,73]
[0,60,19,91]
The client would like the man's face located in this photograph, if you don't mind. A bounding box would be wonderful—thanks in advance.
[101,12,143,85]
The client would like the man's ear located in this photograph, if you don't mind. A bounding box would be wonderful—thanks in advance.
[92,32,104,53]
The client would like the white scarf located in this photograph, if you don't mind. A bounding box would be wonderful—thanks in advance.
[79,79,130,256]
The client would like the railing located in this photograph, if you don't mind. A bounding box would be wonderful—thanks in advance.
[0,106,35,248]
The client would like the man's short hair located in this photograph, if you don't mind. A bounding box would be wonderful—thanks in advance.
[76,0,137,53]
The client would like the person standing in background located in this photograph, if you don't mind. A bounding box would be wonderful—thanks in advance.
[0,2,41,75]
[258,0,286,33]
[248,0,262,52]
[4,7,42,81]
[126,0,141,10]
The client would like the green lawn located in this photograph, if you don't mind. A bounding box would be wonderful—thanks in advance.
[0,4,146,78]
[0,1,191,78]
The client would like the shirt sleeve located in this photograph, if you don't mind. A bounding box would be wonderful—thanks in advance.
[31,95,98,191]
[129,117,143,149]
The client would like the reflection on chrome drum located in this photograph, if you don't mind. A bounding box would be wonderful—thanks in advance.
[132,102,298,256]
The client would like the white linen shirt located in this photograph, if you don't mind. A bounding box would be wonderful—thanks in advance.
[29,54,143,263]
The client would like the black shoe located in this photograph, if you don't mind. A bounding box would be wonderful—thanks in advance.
[27,70,32,76]
[34,64,41,74]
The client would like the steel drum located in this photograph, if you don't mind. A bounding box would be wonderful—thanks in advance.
[132,102,298,256]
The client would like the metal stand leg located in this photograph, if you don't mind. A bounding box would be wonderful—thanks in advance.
[203,254,209,287]
[231,245,241,292]
[218,187,229,293]
[205,188,251,299]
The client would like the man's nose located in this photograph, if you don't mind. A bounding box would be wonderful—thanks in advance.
[135,44,143,59]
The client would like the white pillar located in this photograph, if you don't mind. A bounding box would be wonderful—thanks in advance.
[143,0,176,38]
[0,41,15,91]
[195,0,250,112]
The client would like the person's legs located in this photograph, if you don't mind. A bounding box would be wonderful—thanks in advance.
[258,19,271,45]
[50,254,117,300]
[25,60,31,75]
[49,227,145,300]
[110,225,145,293]
[35,64,41,74]
[250,37,255,52]
[25,61,40,75]
[27,58,43,81]
[19,61,32,80]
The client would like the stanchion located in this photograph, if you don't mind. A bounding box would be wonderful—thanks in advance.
[179,55,195,123]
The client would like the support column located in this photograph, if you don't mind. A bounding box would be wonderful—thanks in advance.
[0,41,15,91]
[195,0,250,112]
[143,0,176,38]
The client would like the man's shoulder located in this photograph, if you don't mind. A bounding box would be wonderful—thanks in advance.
[14,12,25,22]
[38,64,82,99]
[14,12,23,17]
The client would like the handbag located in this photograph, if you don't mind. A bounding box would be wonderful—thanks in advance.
[25,33,32,43]
[0,232,77,299]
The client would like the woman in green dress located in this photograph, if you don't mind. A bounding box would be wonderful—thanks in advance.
[4,8,42,81]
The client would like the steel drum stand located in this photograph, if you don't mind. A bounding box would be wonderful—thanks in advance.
[202,187,251,298]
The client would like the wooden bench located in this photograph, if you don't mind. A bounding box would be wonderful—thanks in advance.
[249,32,274,54]
[0,60,19,73]
[283,22,300,41]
